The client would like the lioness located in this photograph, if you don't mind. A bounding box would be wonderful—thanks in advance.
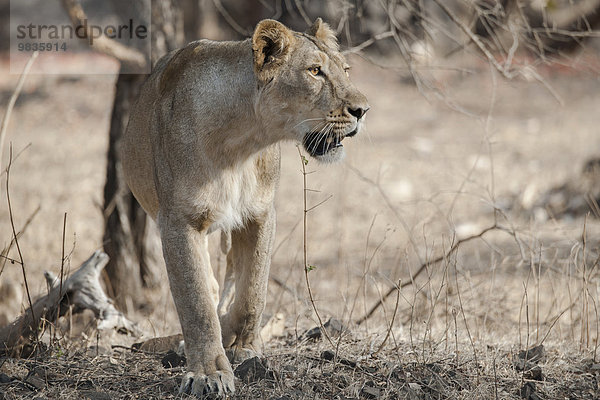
[122,18,368,396]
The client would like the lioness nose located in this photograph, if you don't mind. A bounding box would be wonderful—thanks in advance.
[347,106,368,120]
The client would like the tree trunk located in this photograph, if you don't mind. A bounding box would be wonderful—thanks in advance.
[103,0,185,312]
[102,72,147,312]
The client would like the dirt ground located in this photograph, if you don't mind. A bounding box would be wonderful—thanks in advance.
[1,40,600,399]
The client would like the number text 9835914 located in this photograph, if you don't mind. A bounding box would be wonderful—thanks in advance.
[17,42,67,52]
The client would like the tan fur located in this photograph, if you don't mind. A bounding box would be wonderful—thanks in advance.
[121,18,368,397]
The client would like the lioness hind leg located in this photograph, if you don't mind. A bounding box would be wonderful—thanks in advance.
[220,207,276,364]
[158,213,234,396]
[202,234,220,309]
[217,250,235,317]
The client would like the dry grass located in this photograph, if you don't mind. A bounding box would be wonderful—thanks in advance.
[0,333,598,399]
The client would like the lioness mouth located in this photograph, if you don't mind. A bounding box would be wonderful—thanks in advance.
[303,131,346,157]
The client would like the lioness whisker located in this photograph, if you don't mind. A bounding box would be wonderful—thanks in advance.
[309,123,334,154]
[324,126,337,154]
[304,121,329,153]
[305,122,327,152]
[293,117,326,129]
[307,122,333,154]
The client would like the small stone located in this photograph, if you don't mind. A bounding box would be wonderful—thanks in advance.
[524,365,543,381]
[303,318,347,340]
[320,350,357,368]
[304,326,322,340]
[234,357,276,383]
[514,357,543,381]
[340,358,357,368]
[161,350,186,368]
[25,375,45,391]
[321,350,335,361]
[518,345,545,363]
[520,382,540,400]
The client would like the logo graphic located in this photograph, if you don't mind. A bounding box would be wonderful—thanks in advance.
[10,1,151,74]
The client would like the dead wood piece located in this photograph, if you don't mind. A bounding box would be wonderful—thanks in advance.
[0,250,138,356]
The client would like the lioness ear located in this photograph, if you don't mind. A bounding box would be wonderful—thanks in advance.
[305,18,339,51]
[252,19,295,82]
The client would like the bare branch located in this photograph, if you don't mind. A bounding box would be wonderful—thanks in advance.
[430,0,513,79]
[212,0,252,36]
[60,0,147,69]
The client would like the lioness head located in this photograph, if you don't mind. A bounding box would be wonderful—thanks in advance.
[252,18,369,163]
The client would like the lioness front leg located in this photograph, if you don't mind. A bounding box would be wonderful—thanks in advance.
[221,207,276,363]
[158,213,234,396]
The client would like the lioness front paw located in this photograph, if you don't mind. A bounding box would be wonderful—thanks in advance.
[179,370,235,398]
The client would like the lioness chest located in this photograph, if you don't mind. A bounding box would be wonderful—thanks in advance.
[187,145,280,233]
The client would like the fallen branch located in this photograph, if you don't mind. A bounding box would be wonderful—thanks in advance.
[0,250,138,357]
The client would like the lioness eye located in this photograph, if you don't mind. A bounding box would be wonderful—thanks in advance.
[308,66,321,76]
[344,66,350,77]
